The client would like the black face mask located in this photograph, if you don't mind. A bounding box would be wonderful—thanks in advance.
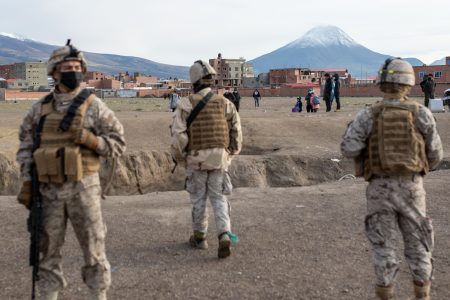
[60,71,83,90]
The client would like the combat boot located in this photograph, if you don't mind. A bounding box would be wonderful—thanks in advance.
[189,230,208,249]
[218,232,231,259]
[413,280,431,300]
[375,284,395,300]
[40,290,58,300]
[88,289,107,300]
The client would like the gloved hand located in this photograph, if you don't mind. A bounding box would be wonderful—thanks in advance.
[17,181,32,209]
[73,128,99,151]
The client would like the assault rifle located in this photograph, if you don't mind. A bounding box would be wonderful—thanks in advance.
[28,114,45,300]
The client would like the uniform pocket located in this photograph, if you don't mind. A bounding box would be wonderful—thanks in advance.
[185,170,195,193]
[365,213,386,246]
[222,171,233,195]
[420,217,434,252]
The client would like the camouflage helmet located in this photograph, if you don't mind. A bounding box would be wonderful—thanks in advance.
[376,57,414,86]
[47,39,87,75]
[189,60,217,84]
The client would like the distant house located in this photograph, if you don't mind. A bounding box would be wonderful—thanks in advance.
[268,67,322,86]
[0,62,47,89]
[6,78,29,89]
[209,53,254,87]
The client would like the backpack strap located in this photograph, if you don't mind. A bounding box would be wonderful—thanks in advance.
[186,91,214,128]
[59,89,92,131]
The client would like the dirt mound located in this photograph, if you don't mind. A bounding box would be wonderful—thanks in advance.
[0,149,356,195]
[0,153,20,195]
[1,149,450,195]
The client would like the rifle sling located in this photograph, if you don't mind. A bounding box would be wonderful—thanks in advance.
[59,89,92,131]
[186,91,214,128]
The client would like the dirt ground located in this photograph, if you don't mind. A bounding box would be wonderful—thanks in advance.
[0,96,449,299]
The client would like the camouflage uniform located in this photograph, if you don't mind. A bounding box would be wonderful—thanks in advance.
[341,100,443,287]
[171,87,242,239]
[16,87,126,294]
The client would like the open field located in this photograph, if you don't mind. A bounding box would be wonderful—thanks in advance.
[0,96,449,299]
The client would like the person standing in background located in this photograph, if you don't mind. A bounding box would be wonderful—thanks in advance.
[333,73,341,111]
[252,89,261,108]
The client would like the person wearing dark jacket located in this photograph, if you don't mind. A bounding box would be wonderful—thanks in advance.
[253,89,261,108]
[323,73,333,112]
[232,87,241,112]
[420,73,436,107]
[333,73,341,111]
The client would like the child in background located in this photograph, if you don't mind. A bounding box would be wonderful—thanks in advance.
[292,96,303,112]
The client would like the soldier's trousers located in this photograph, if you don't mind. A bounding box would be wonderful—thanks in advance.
[186,169,231,235]
[38,174,111,293]
[365,175,433,286]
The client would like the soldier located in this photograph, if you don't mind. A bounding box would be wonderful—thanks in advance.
[170,60,242,258]
[341,58,443,300]
[16,40,126,300]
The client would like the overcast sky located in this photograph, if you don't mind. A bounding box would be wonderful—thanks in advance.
[1,0,448,66]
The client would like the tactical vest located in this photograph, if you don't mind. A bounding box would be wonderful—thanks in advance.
[363,100,429,180]
[33,94,100,183]
[187,93,229,151]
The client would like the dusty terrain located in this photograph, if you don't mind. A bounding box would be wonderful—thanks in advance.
[0,96,449,299]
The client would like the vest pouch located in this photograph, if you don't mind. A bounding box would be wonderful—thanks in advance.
[33,148,49,183]
[379,107,424,174]
[46,147,65,184]
[80,149,101,174]
[222,171,233,195]
[64,146,83,182]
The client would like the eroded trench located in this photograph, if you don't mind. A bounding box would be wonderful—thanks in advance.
[1,148,449,196]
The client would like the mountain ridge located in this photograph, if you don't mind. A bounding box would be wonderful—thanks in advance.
[0,34,189,79]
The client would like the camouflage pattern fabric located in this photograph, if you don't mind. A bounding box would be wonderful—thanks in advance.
[186,169,231,235]
[38,174,111,292]
[340,98,442,287]
[16,88,125,294]
[365,176,433,286]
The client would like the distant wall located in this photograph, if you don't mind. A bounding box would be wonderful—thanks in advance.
[235,83,450,98]
[0,89,47,101]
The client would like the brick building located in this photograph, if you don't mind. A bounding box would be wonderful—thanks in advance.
[0,64,14,79]
[135,75,158,85]
[14,62,48,89]
[268,68,322,86]
[209,53,254,87]
[413,56,450,85]
[85,71,107,81]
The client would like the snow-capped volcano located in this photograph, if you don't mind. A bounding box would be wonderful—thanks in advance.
[0,32,28,41]
[286,25,357,48]
[249,25,422,76]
